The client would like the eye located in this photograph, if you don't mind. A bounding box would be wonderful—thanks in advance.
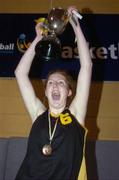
[48,80,53,85]
[58,80,66,86]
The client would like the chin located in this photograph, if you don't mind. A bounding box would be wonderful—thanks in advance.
[50,102,62,109]
[49,98,66,108]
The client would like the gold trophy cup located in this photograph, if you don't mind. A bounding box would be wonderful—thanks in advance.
[35,7,69,61]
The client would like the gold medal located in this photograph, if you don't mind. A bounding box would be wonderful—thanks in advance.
[42,144,52,156]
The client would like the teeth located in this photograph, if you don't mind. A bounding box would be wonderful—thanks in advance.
[52,91,59,95]
[53,93,59,95]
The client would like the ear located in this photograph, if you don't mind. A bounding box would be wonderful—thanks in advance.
[68,89,72,97]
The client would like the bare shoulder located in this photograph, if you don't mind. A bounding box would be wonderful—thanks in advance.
[31,97,46,123]
[69,97,85,126]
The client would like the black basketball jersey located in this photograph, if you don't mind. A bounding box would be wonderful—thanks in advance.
[15,109,87,180]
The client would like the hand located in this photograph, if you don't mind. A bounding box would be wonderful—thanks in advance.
[35,19,48,40]
[35,22,44,38]
[67,6,79,28]
[67,6,78,16]
[68,6,83,20]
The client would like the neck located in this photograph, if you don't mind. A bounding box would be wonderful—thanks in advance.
[49,106,66,117]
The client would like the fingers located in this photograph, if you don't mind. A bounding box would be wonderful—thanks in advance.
[67,6,77,15]
[72,10,83,20]
[35,22,44,33]
[35,18,48,38]
[68,6,82,24]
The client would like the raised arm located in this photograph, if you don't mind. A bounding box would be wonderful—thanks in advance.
[68,7,92,125]
[15,23,46,123]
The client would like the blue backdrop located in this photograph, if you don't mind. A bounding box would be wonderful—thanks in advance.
[0,14,119,81]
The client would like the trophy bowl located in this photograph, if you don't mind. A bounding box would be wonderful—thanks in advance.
[47,7,69,35]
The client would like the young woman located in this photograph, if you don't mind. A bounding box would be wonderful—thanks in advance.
[15,7,92,180]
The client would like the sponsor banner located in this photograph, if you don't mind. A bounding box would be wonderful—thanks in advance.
[0,14,119,80]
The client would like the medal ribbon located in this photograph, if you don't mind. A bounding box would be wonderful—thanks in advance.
[48,112,59,144]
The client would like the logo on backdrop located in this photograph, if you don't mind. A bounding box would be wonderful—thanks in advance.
[0,43,15,53]
[17,34,31,53]
[16,38,119,61]
[0,38,119,61]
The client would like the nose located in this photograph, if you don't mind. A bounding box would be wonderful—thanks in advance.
[53,81,58,88]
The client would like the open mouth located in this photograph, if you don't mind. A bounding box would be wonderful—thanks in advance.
[52,92,60,101]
